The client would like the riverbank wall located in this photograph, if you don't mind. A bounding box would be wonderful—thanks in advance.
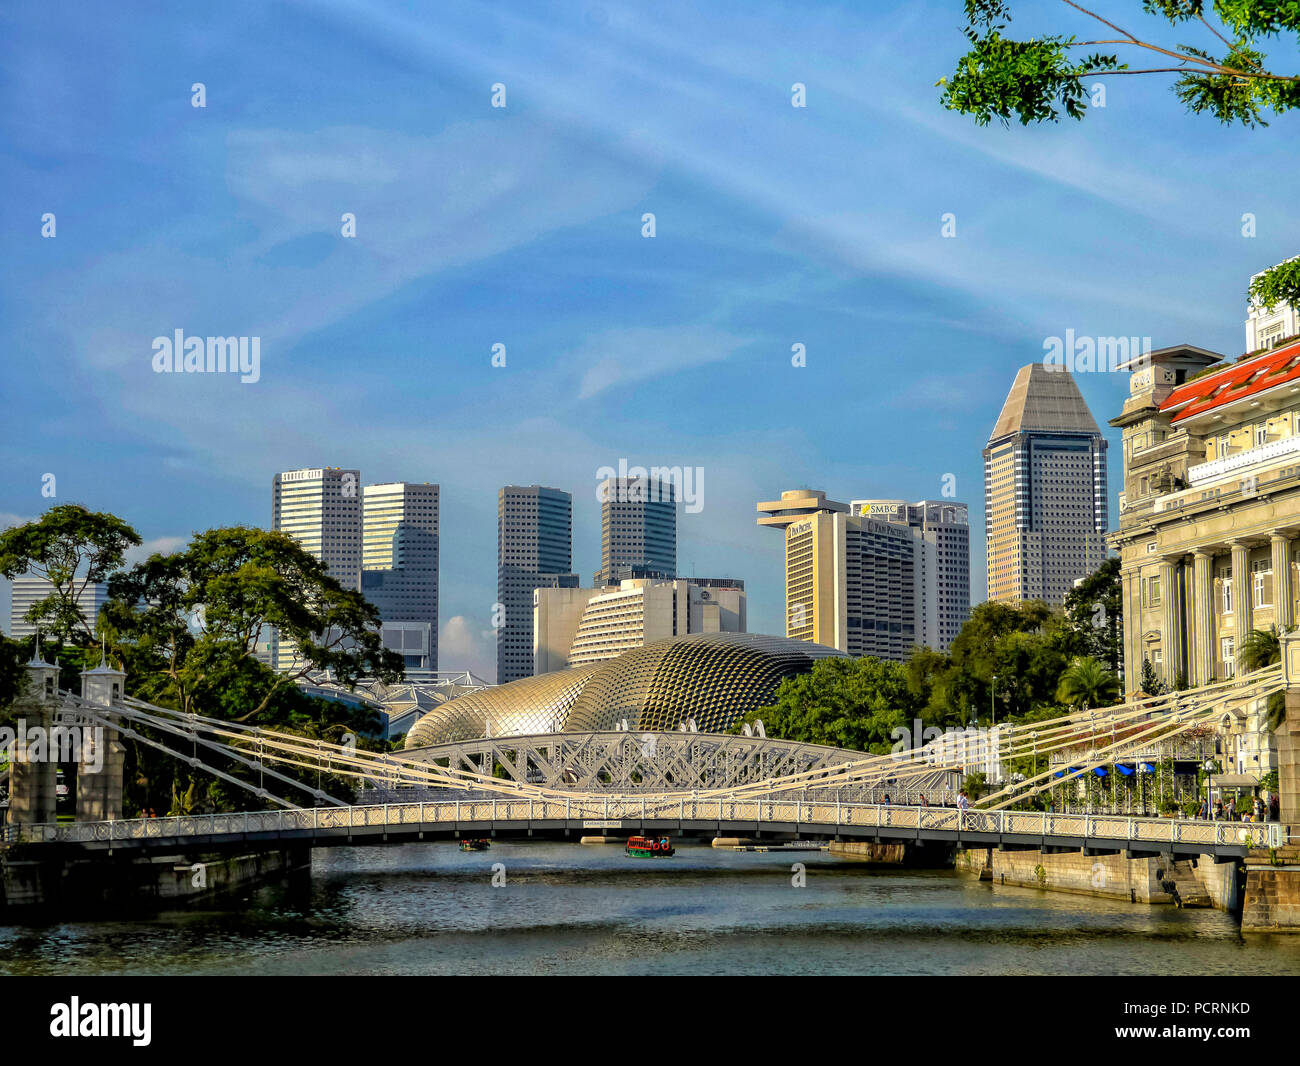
[1241,847,1300,932]
[956,847,1240,911]
[0,846,310,913]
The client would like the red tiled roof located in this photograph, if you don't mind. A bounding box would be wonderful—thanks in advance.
[1160,340,1300,423]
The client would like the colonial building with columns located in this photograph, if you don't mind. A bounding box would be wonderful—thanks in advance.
[1110,335,1300,697]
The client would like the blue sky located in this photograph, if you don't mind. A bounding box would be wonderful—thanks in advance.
[2,0,1297,680]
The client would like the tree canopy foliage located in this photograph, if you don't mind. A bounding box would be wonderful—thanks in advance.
[737,656,927,754]
[941,1,1300,129]
[940,2,1300,309]
[104,526,404,722]
[741,561,1124,751]
[0,504,141,644]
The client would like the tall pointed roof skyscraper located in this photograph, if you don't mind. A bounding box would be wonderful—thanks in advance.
[984,364,1109,605]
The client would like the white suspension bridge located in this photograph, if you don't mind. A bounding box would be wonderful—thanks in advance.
[2,667,1287,857]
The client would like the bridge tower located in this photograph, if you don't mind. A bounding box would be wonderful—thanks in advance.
[8,649,61,825]
[77,655,126,822]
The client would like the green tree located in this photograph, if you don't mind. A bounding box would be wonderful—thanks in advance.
[105,526,404,722]
[0,634,31,711]
[941,1,1300,129]
[1055,655,1120,710]
[940,2,1300,309]
[1239,624,1291,729]
[1240,624,1285,670]
[1139,656,1167,695]
[945,600,1069,722]
[736,656,926,754]
[1058,558,1123,671]
[0,505,141,645]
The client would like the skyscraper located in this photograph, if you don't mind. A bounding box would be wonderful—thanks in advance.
[498,486,577,683]
[984,365,1109,606]
[758,490,969,656]
[851,500,971,652]
[362,482,439,674]
[8,573,110,639]
[779,508,918,660]
[271,468,363,588]
[595,476,676,585]
[271,467,362,669]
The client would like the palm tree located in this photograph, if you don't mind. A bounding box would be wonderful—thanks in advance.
[1055,656,1120,710]
[1240,625,1285,672]
[1240,625,1293,730]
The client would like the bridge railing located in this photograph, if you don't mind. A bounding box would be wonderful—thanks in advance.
[4,799,1284,849]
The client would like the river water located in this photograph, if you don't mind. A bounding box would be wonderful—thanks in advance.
[4,843,1300,975]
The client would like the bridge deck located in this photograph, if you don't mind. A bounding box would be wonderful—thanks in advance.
[4,799,1283,859]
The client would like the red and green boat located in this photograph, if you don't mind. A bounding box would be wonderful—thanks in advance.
[626,835,675,857]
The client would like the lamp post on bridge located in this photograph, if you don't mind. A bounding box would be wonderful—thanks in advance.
[1203,758,1217,821]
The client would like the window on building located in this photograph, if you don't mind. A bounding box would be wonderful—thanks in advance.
[1222,636,1236,677]
[1220,569,1233,614]
[1145,575,1161,607]
[1253,559,1273,608]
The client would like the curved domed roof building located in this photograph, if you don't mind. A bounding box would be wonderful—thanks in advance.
[403,664,601,748]
[404,633,846,748]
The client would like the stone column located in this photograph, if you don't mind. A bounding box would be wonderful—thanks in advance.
[1231,540,1253,665]
[1276,631,1300,835]
[1159,557,1184,685]
[1273,532,1294,631]
[76,660,127,822]
[1121,569,1138,694]
[1191,551,1216,686]
[8,658,61,827]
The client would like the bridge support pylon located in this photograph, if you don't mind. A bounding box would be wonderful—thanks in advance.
[76,658,126,822]
[7,655,61,826]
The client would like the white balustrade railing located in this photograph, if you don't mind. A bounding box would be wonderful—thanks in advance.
[2,800,1283,849]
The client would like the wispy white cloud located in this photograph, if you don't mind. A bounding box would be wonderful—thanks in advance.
[573,326,751,399]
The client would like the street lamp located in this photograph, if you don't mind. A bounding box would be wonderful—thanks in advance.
[1203,759,1216,820]
[991,675,997,727]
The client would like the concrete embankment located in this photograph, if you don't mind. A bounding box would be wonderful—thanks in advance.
[0,846,310,912]
[956,846,1239,911]
[1241,847,1300,932]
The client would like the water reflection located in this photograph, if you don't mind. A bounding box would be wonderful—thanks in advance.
[3,842,1299,975]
